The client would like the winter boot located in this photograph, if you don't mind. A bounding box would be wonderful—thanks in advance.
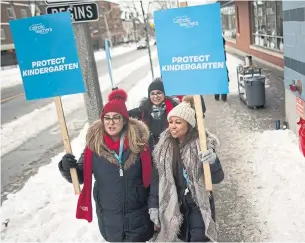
[221,94,227,101]
[214,94,220,101]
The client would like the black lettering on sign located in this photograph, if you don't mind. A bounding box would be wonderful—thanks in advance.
[46,3,99,23]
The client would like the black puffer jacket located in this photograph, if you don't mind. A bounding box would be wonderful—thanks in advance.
[149,159,223,242]
[129,97,178,146]
[59,118,154,242]
[148,130,224,242]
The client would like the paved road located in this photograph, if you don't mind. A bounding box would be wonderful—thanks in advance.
[1,48,151,124]
[1,47,157,203]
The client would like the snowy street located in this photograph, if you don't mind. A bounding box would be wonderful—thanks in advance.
[1,52,305,242]
[1,45,158,201]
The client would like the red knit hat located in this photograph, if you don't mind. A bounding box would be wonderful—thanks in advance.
[100,89,129,120]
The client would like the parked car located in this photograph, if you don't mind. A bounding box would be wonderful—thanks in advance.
[136,39,147,49]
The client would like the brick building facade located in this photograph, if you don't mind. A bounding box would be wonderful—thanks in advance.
[221,0,284,69]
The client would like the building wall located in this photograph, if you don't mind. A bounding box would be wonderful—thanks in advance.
[283,1,305,133]
[225,1,284,68]
[1,1,31,49]
[1,1,32,66]
[89,1,124,49]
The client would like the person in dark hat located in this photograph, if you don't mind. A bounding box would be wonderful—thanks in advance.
[129,77,179,147]
[58,89,154,242]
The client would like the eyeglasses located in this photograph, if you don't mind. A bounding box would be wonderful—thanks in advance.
[150,91,164,97]
[103,115,122,124]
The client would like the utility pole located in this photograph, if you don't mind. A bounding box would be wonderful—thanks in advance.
[74,23,104,124]
[140,0,154,79]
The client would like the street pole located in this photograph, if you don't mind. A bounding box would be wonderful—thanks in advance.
[73,23,104,124]
[140,0,154,79]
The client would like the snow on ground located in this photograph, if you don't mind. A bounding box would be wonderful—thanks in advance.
[0,50,158,157]
[94,43,137,61]
[0,66,158,243]
[0,44,136,90]
[226,53,244,94]
[1,51,305,242]
[243,130,305,241]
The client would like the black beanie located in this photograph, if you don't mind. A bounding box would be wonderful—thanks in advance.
[148,78,165,96]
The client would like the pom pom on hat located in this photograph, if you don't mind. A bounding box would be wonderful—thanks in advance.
[167,97,196,128]
[100,89,129,120]
[108,89,127,102]
[182,96,195,108]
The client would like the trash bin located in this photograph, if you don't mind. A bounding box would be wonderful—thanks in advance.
[244,75,266,108]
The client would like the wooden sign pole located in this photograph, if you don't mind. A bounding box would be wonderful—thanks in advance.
[54,97,81,195]
[193,95,213,191]
[178,1,212,191]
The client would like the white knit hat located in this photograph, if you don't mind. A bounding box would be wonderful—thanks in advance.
[167,100,196,128]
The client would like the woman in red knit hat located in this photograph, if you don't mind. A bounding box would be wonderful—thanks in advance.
[58,89,154,242]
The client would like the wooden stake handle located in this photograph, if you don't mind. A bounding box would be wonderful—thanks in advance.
[54,97,81,195]
[193,95,213,191]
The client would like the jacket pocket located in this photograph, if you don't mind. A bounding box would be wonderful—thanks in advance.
[93,186,109,241]
[93,185,102,214]
[135,185,149,207]
[128,207,150,230]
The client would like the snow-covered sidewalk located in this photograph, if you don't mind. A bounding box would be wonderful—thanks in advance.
[204,53,305,241]
[1,53,305,242]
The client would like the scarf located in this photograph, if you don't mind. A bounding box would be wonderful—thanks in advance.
[151,130,217,242]
[151,102,166,120]
[150,98,174,120]
[76,146,152,223]
[103,133,129,154]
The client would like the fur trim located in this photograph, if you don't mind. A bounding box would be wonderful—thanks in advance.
[85,118,150,169]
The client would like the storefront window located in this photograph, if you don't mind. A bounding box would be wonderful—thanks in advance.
[251,0,283,52]
[221,4,236,40]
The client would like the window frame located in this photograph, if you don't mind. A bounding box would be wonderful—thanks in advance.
[7,7,14,19]
[1,29,6,40]
[250,0,283,52]
[20,9,27,18]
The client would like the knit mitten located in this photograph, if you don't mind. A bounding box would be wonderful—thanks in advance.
[149,208,160,228]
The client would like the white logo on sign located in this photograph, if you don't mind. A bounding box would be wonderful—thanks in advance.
[29,23,52,34]
[173,16,199,28]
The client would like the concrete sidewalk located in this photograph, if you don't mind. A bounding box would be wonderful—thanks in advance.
[204,52,285,241]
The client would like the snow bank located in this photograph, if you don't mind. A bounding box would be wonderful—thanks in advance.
[243,130,305,241]
[0,51,158,157]
[0,68,158,242]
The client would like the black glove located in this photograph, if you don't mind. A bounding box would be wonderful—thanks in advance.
[62,153,78,171]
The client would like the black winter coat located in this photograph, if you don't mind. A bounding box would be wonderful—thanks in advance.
[129,97,178,146]
[59,119,154,242]
[148,157,224,242]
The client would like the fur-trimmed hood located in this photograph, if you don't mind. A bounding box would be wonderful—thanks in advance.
[86,118,150,156]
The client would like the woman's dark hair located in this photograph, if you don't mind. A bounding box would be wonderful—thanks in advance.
[170,124,198,179]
